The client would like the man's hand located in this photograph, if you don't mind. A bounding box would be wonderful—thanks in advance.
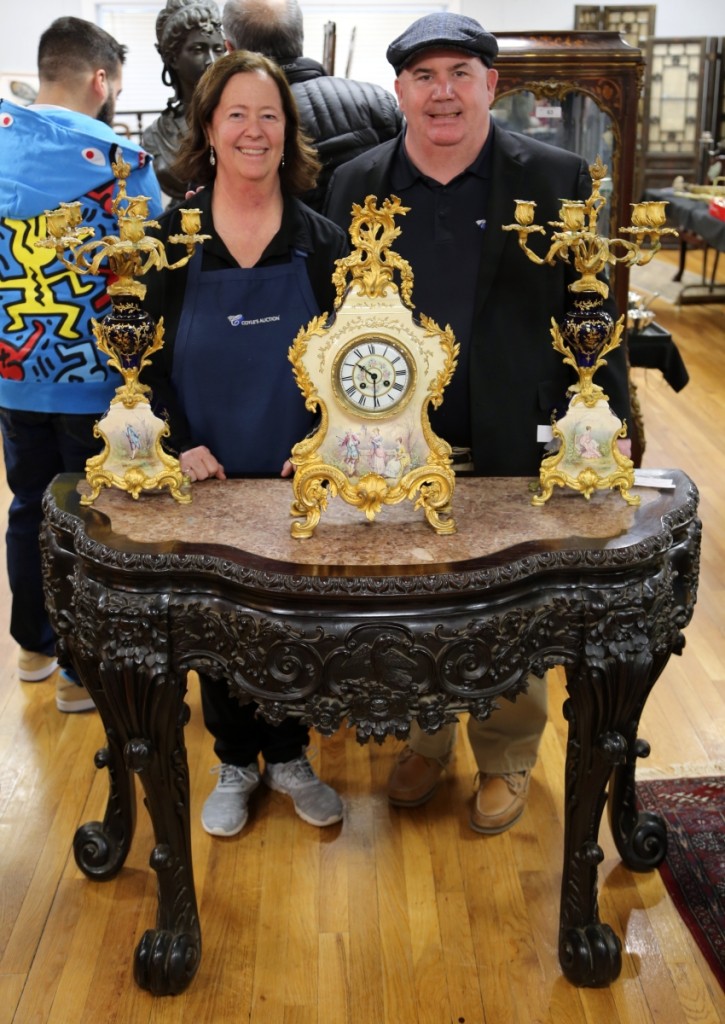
[179,445,226,482]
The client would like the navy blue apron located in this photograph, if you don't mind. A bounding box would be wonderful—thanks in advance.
[172,248,318,474]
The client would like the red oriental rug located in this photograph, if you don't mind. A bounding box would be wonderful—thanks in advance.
[636,776,725,989]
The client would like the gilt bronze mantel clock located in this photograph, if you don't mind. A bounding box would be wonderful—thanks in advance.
[288,195,459,539]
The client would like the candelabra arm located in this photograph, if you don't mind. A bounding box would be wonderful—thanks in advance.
[518,236,548,265]
[502,223,550,266]
[164,235,212,270]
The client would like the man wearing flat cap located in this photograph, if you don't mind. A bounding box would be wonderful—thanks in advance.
[324,13,631,834]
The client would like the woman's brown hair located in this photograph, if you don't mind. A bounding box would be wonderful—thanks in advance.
[171,49,320,194]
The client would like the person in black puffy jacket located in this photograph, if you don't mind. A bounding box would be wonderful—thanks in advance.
[221,0,403,210]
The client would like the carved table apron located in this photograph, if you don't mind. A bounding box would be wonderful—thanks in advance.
[40,471,701,995]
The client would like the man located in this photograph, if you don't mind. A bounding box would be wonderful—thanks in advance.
[324,13,632,834]
[0,17,163,711]
[221,0,403,210]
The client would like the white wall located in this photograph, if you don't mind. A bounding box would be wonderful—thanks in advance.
[464,0,725,37]
[2,1,725,85]
[1,1,83,78]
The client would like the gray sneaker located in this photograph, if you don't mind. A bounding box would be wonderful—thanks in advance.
[201,762,261,836]
[263,755,343,826]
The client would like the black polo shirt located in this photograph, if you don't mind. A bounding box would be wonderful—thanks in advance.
[389,129,493,448]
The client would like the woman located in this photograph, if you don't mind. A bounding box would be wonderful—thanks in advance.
[142,0,225,202]
[144,50,348,838]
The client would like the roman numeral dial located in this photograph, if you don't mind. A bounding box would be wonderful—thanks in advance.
[334,336,414,416]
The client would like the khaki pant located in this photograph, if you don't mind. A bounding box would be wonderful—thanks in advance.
[408,672,548,774]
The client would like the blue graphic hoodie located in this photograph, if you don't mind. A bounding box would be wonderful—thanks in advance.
[0,100,164,413]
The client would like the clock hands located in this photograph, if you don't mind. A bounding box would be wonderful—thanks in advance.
[360,362,378,400]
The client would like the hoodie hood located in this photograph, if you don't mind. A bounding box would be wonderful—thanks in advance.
[0,99,152,220]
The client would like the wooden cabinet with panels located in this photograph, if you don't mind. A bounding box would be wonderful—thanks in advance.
[639,37,724,194]
[574,5,656,49]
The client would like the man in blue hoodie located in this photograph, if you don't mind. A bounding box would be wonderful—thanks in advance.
[0,17,163,710]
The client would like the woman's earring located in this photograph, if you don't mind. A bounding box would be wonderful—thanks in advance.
[281,152,285,169]
[209,144,216,167]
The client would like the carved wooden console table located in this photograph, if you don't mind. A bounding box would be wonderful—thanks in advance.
[40,471,701,995]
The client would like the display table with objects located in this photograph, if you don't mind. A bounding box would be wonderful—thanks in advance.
[40,471,701,995]
[628,321,690,391]
[645,188,725,303]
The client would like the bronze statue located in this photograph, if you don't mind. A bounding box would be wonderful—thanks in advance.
[143,0,224,202]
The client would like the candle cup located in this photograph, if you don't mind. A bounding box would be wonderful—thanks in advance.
[127,196,151,219]
[514,200,537,227]
[60,201,83,228]
[45,208,70,238]
[180,208,202,235]
[560,201,586,231]
[118,216,147,244]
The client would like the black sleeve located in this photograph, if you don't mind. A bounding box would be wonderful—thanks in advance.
[299,206,349,311]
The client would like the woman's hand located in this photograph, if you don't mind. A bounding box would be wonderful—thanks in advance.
[280,459,294,478]
[179,445,226,482]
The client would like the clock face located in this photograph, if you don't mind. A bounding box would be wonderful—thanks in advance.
[333,335,415,416]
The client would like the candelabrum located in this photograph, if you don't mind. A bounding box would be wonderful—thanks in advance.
[502,156,677,506]
[37,153,209,503]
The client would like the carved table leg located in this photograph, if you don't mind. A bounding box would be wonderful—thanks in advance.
[559,640,678,986]
[72,659,137,881]
[71,645,201,995]
[131,669,201,996]
[607,652,673,872]
[607,735,668,871]
[558,679,622,985]
[558,650,656,985]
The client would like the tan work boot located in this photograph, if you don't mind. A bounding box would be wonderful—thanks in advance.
[18,648,58,682]
[56,670,96,713]
[387,746,450,807]
[470,770,531,834]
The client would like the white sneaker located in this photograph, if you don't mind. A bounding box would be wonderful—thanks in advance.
[201,763,261,836]
[263,754,343,826]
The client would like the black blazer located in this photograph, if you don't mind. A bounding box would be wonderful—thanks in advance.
[324,124,631,476]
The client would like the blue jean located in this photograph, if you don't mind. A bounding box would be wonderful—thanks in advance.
[0,408,102,655]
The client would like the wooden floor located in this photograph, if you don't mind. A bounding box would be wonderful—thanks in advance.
[0,248,723,1023]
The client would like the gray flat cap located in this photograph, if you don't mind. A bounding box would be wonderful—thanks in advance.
[387,13,499,74]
